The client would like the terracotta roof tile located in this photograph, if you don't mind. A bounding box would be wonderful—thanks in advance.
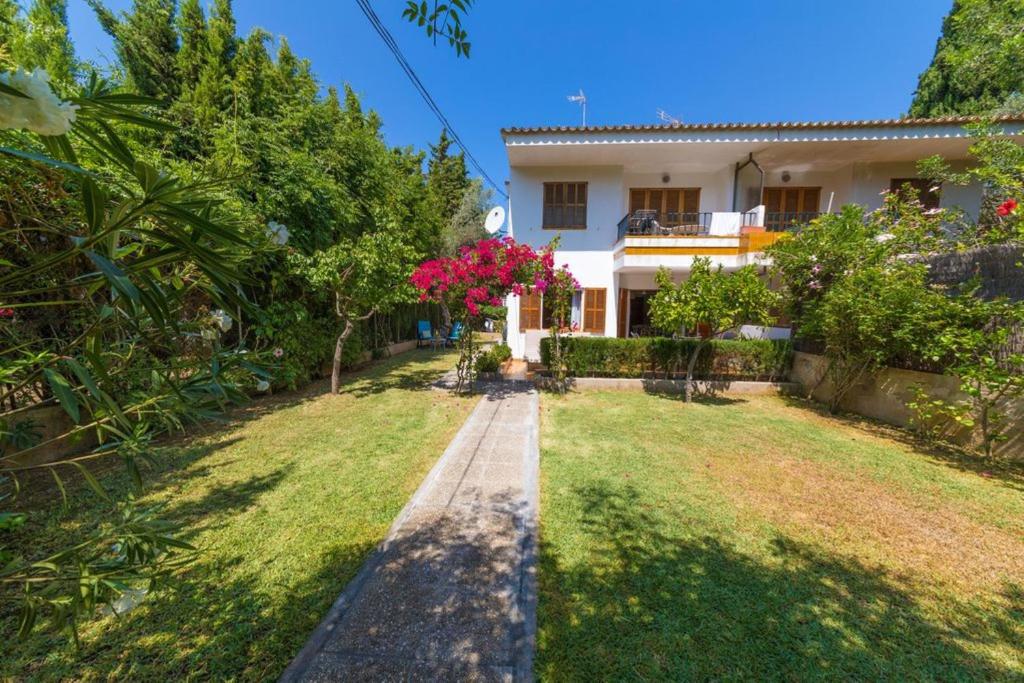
[500,114,1024,137]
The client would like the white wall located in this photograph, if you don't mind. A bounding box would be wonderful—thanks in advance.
[508,165,624,252]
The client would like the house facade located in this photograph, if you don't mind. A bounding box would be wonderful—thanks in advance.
[501,115,1024,360]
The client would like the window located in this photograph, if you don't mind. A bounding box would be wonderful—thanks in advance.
[519,291,541,331]
[543,182,587,230]
[583,288,606,333]
[890,178,940,210]
[628,187,701,221]
[762,187,821,231]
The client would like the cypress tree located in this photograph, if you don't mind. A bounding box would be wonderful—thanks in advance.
[909,0,1024,117]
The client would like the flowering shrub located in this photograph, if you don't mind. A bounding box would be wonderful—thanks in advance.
[411,237,572,391]
[0,68,79,136]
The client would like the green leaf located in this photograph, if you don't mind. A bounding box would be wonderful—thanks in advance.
[81,178,106,234]
[0,80,29,98]
[0,146,92,176]
[84,250,140,306]
[70,462,111,504]
[43,368,80,424]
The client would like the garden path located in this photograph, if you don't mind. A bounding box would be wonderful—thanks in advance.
[279,385,539,682]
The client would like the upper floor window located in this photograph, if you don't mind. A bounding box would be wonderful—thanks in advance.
[890,178,940,210]
[543,182,587,230]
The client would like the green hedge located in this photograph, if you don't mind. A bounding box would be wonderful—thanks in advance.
[539,336,792,380]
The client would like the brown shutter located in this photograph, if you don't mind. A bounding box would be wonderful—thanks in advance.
[802,187,821,212]
[763,188,782,213]
[583,288,606,333]
[520,292,541,331]
[617,288,628,337]
[682,188,701,213]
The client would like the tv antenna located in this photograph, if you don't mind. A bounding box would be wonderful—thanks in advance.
[656,108,682,125]
[567,89,587,126]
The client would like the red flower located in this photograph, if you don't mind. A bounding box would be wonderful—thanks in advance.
[996,198,1018,217]
[0,307,14,319]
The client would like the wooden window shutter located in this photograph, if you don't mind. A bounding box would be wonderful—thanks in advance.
[617,288,628,338]
[802,187,821,212]
[890,178,939,210]
[519,292,541,331]
[682,188,701,213]
[583,288,606,333]
[542,182,588,229]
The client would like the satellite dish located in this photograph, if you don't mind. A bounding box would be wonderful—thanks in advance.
[484,205,505,234]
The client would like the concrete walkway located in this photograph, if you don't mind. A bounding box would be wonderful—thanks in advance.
[280,385,540,682]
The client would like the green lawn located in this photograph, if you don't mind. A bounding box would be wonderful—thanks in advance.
[538,392,1024,681]
[1,351,474,681]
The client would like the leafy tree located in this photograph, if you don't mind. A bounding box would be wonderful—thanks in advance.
[918,124,1024,242]
[805,263,947,413]
[290,232,419,394]
[649,259,777,403]
[1,73,265,640]
[89,0,180,100]
[7,0,77,88]
[401,0,473,57]
[427,129,470,226]
[930,292,1024,456]
[174,0,207,91]
[909,0,1024,117]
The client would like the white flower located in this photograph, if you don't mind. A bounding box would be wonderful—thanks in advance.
[256,379,270,392]
[0,68,79,136]
[211,309,232,332]
[266,221,289,245]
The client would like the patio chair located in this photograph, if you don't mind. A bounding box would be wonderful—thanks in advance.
[446,321,464,347]
[416,320,437,348]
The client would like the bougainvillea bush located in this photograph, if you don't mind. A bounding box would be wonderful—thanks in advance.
[411,237,573,392]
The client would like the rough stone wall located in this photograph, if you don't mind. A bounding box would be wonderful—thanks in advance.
[926,244,1024,301]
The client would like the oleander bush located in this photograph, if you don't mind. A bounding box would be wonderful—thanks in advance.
[539,337,792,381]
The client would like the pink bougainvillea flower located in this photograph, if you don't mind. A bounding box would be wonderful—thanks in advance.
[0,307,14,319]
[996,198,1018,217]
[273,347,284,358]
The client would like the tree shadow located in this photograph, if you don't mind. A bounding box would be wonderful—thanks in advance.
[538,481,1023,680]
[281,490,533,681]
[335,350,457,398]
[779,395,1024,493]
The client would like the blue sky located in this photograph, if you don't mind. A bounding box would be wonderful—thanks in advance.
[65,0,951,197]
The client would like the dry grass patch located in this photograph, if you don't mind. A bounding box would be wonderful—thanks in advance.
[538,391,1024,680]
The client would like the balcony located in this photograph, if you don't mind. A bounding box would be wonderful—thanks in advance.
[764,211,823,232]
[613,206,791,272]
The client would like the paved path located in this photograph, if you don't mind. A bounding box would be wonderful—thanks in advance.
[280,385,540,682]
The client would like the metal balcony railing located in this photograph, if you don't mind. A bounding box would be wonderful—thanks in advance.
[616,210,713,240]
[764,211,823,232]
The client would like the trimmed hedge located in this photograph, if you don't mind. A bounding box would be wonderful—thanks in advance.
[539,336,792,380]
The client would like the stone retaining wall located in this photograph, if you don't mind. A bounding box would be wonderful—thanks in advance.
[790,351,1023,458]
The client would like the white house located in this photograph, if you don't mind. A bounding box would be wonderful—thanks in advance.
[501,115,1024,360]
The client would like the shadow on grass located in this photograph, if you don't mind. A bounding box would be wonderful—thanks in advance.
[779,395,1024,493]
[282,491,532,681]
[538,481,1023,680]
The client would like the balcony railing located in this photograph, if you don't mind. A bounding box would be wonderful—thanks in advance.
[764,211,823,232]
[616,210,713,240]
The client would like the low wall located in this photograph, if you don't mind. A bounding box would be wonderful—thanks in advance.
[533,376,799,396]
[790,352,1023,458]
[5,404,98,468]
[357,339,418,364]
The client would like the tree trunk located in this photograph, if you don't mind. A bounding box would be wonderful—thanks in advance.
[685,340,708,403]
[440,300,453,337]
[331,319,356,394]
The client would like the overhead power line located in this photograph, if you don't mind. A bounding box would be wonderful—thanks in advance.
[355,0,508,199]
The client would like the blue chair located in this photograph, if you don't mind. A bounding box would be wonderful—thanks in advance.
[416,320,434,348]
[446,321,463,347]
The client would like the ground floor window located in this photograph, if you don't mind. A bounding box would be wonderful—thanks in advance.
[582,288,606,333]
[520,290,584,331]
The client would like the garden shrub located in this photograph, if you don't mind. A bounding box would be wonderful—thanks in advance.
[539,337,792,380]
[475,343,512,374]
